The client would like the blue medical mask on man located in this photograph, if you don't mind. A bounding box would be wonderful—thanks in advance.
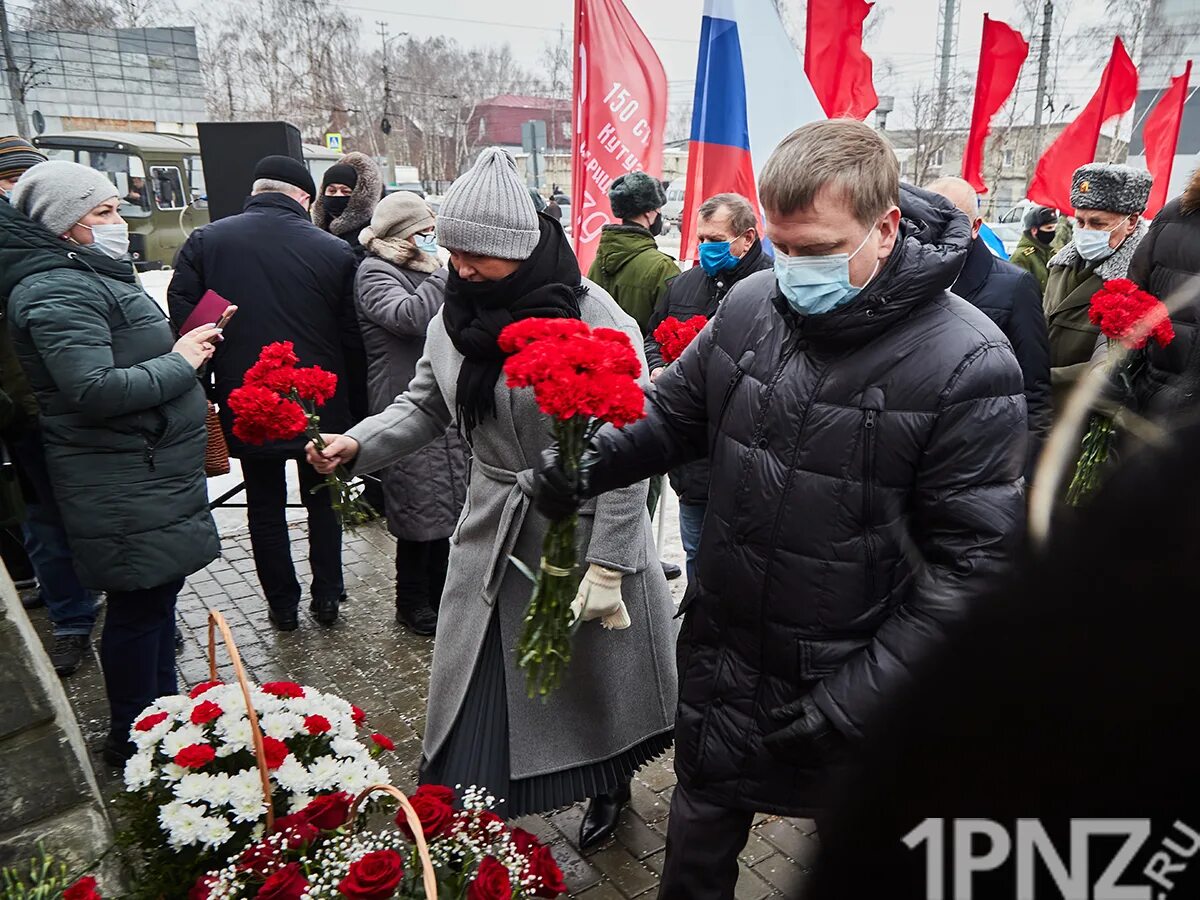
[698,240,739,276]
[1074,218,1126,262]
[774,224,879,316]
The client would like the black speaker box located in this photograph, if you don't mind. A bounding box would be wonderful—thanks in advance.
[196,121,305,221]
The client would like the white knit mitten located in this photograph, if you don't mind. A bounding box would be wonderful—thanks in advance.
[571,564,631,630]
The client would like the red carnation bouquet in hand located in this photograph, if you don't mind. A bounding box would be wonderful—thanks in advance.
[1067,279,1175,505]
[227,342,375,528]
[500,318,646,696]
[653,315,708,365]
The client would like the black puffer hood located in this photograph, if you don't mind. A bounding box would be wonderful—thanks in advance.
[0,197,135,298]
[774,183,972,349]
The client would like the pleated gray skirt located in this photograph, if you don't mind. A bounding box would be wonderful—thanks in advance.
[421,610,674,818]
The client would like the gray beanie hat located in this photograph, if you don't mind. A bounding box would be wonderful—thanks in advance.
[1070,163,1153,215]
[608,171,666,220]
[11,160,120,237]
[360,191,435,244]
[438,148,540,260]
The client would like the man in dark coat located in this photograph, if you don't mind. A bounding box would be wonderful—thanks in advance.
[534,120,1027,899]
[1009,204,1058,294]
[168,154,358,630]
[928,177,1051,479]
[643,192,771,581]
[1124,166,1200,426]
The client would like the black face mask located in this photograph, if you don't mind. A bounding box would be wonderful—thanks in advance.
[1033,228,1055,246]
[324,195,351,220]
[649,212,664,237]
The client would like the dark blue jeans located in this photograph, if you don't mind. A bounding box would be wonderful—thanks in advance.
[101,577,182,744]
[9,429,97,636]
[677,501,706,585]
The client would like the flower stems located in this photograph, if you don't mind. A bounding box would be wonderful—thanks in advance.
[306,418,377,531]
[1066,414,1115,506]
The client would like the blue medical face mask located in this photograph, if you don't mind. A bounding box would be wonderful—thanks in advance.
[1075,219,1125,262]
[698,240,739,276]
[774,225,878,316]
[413,231,439,256]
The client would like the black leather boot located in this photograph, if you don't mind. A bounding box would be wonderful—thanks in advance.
[396,601,437,636]
[579,782,632,850]
[309,594,341,627]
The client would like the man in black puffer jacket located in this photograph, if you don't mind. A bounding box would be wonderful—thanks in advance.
[928,176,1050,479]
[1125,167,1200,425]
[534,120,1027,899]
[643,192,772,581]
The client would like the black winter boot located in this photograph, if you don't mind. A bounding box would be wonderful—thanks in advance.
[579,781,632,850]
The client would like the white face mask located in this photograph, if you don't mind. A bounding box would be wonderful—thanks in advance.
[1075,219,1125,262]
[79,221,130,260]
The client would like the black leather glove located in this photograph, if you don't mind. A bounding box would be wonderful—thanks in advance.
[761,695,845,764]
[532,445,583,521]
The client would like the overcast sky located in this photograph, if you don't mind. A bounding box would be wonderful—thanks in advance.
[336,0,1127,127]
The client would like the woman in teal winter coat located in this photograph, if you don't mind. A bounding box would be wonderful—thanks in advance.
[1,161,222,764]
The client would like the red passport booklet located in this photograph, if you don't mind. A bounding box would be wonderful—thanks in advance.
[180,289,232,335]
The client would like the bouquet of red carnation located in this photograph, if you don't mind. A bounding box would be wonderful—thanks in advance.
[499,318,646,696]
[1067,279,1175,505]
[227,342,375,529]
[653,315,708,365]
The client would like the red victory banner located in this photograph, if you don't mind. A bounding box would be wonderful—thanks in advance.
[570,0,668,272]
[1142,60,1192,218]
[962,15,1029,194]
[1027,37,1138,214]
[804,0,878,120]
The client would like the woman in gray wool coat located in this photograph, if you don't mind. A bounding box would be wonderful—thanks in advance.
[310,148,678,849]
[355,191,468,636]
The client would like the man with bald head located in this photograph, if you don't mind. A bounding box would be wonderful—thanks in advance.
[927,176,1050,479]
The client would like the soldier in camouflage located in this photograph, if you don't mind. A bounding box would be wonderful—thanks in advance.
[1010,205,1057,296]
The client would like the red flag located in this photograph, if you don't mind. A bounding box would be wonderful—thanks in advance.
[962,15,1029,194]
[1142,61,1192,218]
[1027,37,1139,213]
[570,0,668,272]
[804,0,878,120]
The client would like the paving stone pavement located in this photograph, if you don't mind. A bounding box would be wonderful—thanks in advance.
[28,494,816,898]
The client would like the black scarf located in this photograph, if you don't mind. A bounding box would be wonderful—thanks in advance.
[442,215,584,435]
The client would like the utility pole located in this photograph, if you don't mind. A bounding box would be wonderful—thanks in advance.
[1030,1,1053,180]
[0,0,30,139]
[935,0,959,126]
[378,21,397,187]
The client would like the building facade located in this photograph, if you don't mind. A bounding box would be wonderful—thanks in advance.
[0,27,205,136]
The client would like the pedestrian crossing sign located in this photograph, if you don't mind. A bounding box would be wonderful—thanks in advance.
[325,133,343,152]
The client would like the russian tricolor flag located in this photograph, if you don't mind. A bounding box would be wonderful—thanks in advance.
[680,0,825,261]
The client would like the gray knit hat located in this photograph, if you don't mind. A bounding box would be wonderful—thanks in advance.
[1071,163,1153,214]
[608,171,666,220]
[11,160,120,236]
[359,190,435,245]
[438,148,539,260]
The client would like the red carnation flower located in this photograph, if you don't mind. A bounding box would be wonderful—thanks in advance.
[396,783,456,841]
[261,681,306,699]
[300,791,354,830]
[654,315,708,365]
[134,711,169,732]
[498,317,589,353]
[63,875,102,900]
[228,385,309,445]
[190,700,223,726]
[256,862,308,900]
[467,856,514,900]
[1088,279,1175,350]
[370,732,395,751]
[337,848,405,900]
[174,743,216,769]
[529,844,567,897]
[291,366,338,405]
[238,837,284,878]
[351,705,367,726]
[251,341,300,372]
[261,735,290,769]
[188,680,223,699]
[304,714,332,735]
